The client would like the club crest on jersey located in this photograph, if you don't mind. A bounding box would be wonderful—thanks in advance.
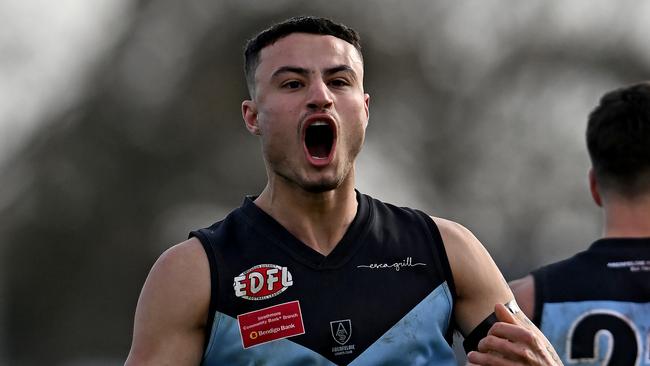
[233,264,293,301]
[330,319,352,345]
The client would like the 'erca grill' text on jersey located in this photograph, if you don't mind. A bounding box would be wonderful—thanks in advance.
[532,238,650,365]
[190,191,458,365]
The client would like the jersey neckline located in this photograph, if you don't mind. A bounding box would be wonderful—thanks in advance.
[237,189,373,270]
[590,237,650,251]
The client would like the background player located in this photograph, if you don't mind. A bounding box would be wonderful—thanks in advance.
[510,82,650,365]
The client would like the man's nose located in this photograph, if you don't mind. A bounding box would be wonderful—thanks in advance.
[306,80,333,110]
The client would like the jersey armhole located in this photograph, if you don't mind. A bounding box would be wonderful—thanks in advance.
[189,229,220,352]
[416,210,458,344]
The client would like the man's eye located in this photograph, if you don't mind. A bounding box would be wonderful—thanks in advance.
[330,79,350,87]
[283,81,302,89]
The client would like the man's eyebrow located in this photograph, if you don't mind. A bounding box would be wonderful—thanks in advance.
[270,65,357,80]
[323,65,356,77]
[271,66,309,79]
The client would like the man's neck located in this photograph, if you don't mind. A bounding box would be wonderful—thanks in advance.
[253,180,358,256]
[603,193,650,238]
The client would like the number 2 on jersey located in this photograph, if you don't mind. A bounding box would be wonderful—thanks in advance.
[568,310,644,365]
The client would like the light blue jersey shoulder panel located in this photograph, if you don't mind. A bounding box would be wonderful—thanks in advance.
[201,282,456,365]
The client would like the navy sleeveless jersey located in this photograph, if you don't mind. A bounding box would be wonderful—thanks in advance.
[189,191,458,365]
[532,238,650,365]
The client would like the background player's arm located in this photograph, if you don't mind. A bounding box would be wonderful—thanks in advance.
[125,238,210,366]
[509,275,536,320]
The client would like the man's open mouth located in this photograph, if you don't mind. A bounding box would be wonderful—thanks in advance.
[303,119,336,164]
[303,116,337,166]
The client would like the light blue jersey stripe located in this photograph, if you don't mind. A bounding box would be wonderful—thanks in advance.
[202,281,456,365]
[202,309,335,365]
[350,281,455,365]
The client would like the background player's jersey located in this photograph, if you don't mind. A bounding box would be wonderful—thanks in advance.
[532,238,650,366]
[190,191,458,365]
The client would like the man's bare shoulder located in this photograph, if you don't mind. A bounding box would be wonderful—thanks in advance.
[430,216,478,248]
[509,274,536,320]
[125,237,210,365]
[143,237,211,325]
[430,216,489,273]
[154,238,208,279]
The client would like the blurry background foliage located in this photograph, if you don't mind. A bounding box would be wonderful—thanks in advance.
[1,0,649,364]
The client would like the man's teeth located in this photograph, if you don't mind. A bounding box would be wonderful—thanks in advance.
[311,121,328,126]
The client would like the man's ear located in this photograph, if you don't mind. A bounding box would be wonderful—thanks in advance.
[589,168,603,207]
[242,100,261,135]
[363,93,370,128]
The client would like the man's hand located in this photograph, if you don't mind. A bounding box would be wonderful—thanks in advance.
[467,303,563,365]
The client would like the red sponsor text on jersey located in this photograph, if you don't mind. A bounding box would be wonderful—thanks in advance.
[233,264,293,300]
[238,300,305,349]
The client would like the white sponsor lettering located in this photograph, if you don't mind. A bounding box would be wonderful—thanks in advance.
[607,260,650,272]
[356,257,426,271]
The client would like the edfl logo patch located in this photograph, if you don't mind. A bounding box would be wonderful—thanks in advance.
[233,264,293,300]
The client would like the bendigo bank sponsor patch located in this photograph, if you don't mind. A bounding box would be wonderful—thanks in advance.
[237,301,305,348]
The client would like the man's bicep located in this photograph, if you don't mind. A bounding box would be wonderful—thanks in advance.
[453,256,513,338]
[126,239,210,365]
[433,217,513,336]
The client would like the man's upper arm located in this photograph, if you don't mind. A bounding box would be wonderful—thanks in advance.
[125,237,211,366]
[432,217,513,336]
